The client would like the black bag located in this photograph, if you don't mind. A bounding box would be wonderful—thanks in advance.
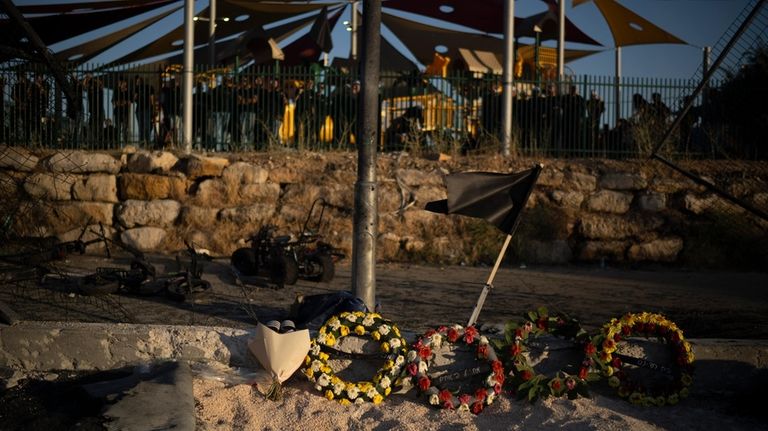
[290,291,368,330]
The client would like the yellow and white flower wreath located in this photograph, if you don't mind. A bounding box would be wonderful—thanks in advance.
[302,311,409,405]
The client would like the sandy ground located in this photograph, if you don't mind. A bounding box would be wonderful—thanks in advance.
[191,376,766,431]
[2,254,767,430]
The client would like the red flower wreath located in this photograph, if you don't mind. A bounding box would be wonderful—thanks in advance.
[583,312,695,407]
[502,307,591,402]
[406,324,503,414]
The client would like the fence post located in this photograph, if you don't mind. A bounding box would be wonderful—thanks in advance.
[614,46,621,123]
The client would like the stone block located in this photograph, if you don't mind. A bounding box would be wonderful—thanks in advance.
[578,240,628,261]
[537,168,564,188]
[550,190,584,209]
[599,172,647,190]
[194,178,229,207]
[0,146,38,171]
[119,173,188,201]
[586,190,633,214]
[116,199,181,228]
[183,156,230,178]
[684,193,719,215]
[637,193,666,212]
[579,214,663,240]
[121,227,168,252]
[127,151,179,173]
[222,162,269,185]
[38,202,115,234]
[72,174,118,203]
[627,237,684,262]
[42,151,120,174]
[564,171,597,191]
[23,172,76,201]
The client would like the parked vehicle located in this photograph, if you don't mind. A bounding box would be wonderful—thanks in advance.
[231,198,344,288]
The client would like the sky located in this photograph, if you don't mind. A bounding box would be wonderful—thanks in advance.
[16,0,756,80]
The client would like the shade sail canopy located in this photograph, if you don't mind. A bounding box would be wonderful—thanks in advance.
[1,0,684,73]
[517,44,600,64]
[383,12,600,74]
[106,1,326,66]
[53,5,182,64]
[135,13,317,68]
[0,0,178,48]
[14,0,175,14]
[383,0,510,34]
[458,44,600,75]
[575,0,686,47]
[382,12,507,67]
[383,0,601,46]
[517,3,602,45]
[333,37,417,73]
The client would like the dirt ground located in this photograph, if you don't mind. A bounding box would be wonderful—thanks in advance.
[1,252,767,340]
[2,253,768,431]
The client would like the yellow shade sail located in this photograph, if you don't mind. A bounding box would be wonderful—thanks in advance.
[576,0,686,47]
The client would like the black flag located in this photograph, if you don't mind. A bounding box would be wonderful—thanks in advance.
[425,164,542,234]
[309,6,334,54]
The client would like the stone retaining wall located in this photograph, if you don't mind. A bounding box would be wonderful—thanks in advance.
[1,146,765,267]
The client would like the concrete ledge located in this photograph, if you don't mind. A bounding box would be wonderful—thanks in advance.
[2,322,766,395]
[0,321,258,371]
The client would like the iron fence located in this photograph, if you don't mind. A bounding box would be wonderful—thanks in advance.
[0,61,752,159]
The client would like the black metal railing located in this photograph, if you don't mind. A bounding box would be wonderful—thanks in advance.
[1,61,755,160]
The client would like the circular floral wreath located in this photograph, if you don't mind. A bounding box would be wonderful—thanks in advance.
[302,311,409,405]
[583,312,695,407]
[503,307,591,402]
[407,324,503,414]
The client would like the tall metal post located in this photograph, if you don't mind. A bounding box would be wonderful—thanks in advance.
[614,46,621,123]
[351,1,359,61]
[557,0,565,78]
[703,46,711,72]
[208,0,216,66]
[702,46,711,112]
[182,0,194,153]
[500,0,515,156]
[534,30,541,86]
[351,0,381,311]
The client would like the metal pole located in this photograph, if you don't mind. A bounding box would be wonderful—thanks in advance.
[500,0,515,156]
[702,46,711,113]
[208,0,216,66]
[534,31,541,86]
[352,0,381,312]
[703,46,711,72]
[351,1,359,62]
[182,0,194,153]
[557,0,565,78]
[614,46,621,122]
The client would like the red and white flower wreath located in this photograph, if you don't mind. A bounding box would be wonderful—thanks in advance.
[406,324,504,414]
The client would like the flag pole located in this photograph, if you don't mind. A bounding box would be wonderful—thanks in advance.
[466,163,543,327]
[467,234,512,327]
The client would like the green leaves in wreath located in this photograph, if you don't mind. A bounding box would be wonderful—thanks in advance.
[499,307,592,402]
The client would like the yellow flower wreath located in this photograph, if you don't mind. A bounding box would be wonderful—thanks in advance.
[303,312,409,405]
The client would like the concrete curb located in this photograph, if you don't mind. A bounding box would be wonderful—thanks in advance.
[2,321,766,394]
